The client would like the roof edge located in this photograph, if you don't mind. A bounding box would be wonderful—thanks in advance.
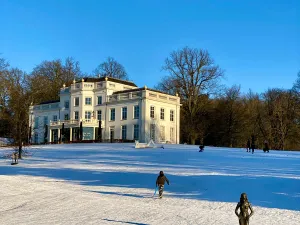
[75,76,137,87]
[114,87,177,96]
[36,100,60,105]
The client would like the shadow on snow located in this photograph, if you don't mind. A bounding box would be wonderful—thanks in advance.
[0,164,299,211]
[102,218,149,225]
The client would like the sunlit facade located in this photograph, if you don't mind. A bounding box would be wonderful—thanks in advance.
[29,77,180,144]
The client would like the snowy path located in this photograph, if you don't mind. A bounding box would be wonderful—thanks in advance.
[0,144,300,224]
[1,175,299,225]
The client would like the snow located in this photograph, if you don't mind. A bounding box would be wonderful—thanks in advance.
[0,143,300,225]
[0,137,12,146]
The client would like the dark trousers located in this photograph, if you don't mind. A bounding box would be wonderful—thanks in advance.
[158,185,164,197]
[251,145,255,154]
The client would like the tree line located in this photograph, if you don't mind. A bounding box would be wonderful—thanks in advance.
[155,47,300,150]
[0,48,300,153]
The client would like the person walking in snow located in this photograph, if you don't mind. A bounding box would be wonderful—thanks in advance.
[199,138,204,152]
[246,139,251,152]
[251,135,255,154]
[156,171,170,198]
[263,140,269,153]
[199,144,204,152]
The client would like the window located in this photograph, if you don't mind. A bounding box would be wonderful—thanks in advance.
[53,115,58,122]
[150,106,155,118]
[170,110,174,122]
[74,111,79,120]
[160,108,165,120]
[64,101,69,109]
[122,107,127,120]
[121,125,127,140]
[44,116,48,125]
[134,124,139,140]
[64,114,69,120]
[134,105,139,119]
[97,96,102,105]
[97,110,102,121]
[110,108,115,121]
[34,133,38,143]
[74,97,79,107]
[34,117,39,129]
[160,126,165,142]
[110,126,115,140]
[85,97,92,105]
[170,127,174,143]
[150,124,156,141]
[85,111,92,120]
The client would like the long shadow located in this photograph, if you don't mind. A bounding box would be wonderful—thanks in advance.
[25,148,300,181]
[102,218,149,225]
[1,165,300,211]
[90,190,148,199]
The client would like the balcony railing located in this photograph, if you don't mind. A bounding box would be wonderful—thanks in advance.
[50,119,104,127]
[108,93,142,102]
[33,103,60,111]
[70,83,95,91]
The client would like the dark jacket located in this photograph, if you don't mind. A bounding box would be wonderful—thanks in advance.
[156,174,169,186]
[247,140,250,147]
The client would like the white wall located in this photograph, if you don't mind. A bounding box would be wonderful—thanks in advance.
[30,105,59,144]
[139,90,180,144]
[144,99,178,143]
[105,100,140,140]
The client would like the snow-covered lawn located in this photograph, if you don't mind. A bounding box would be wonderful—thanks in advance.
[0,144,300,225]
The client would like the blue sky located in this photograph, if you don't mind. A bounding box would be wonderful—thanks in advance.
[0,0,299,93]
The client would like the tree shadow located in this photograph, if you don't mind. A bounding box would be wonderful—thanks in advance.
[89,190,150,199]
[102,218,149,225]
[0,165,299,211]
[1,144,300,211]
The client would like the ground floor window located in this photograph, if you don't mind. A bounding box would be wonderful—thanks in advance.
[134,124,139,140]
[150,124,156,141]
[170,127,175,143]
[160,126,165,142]
[72,127,80,141]
[34,133,38,143]
[82,127,94,140]
[110,127,115,142]
[95,127,102,141]
[50,129,58,143]
[122,125,127,140]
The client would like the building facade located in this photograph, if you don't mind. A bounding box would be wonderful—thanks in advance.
[29,77,181,144]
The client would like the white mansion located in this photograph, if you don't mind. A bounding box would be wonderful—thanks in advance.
[29,77,181,144]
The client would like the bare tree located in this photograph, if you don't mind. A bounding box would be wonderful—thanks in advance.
[94,57,128,80]
[0,58,9,108]
[156,47,224,144]
[28,57,82,104]
[292,71,300,94]
[215,86,247,147]
[257,89,299,150]
[0,58,11,138]
[1,67,31,158]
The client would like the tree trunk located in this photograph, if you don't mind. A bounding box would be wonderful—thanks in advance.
[18,142,22,159]
[190,137,196,145]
